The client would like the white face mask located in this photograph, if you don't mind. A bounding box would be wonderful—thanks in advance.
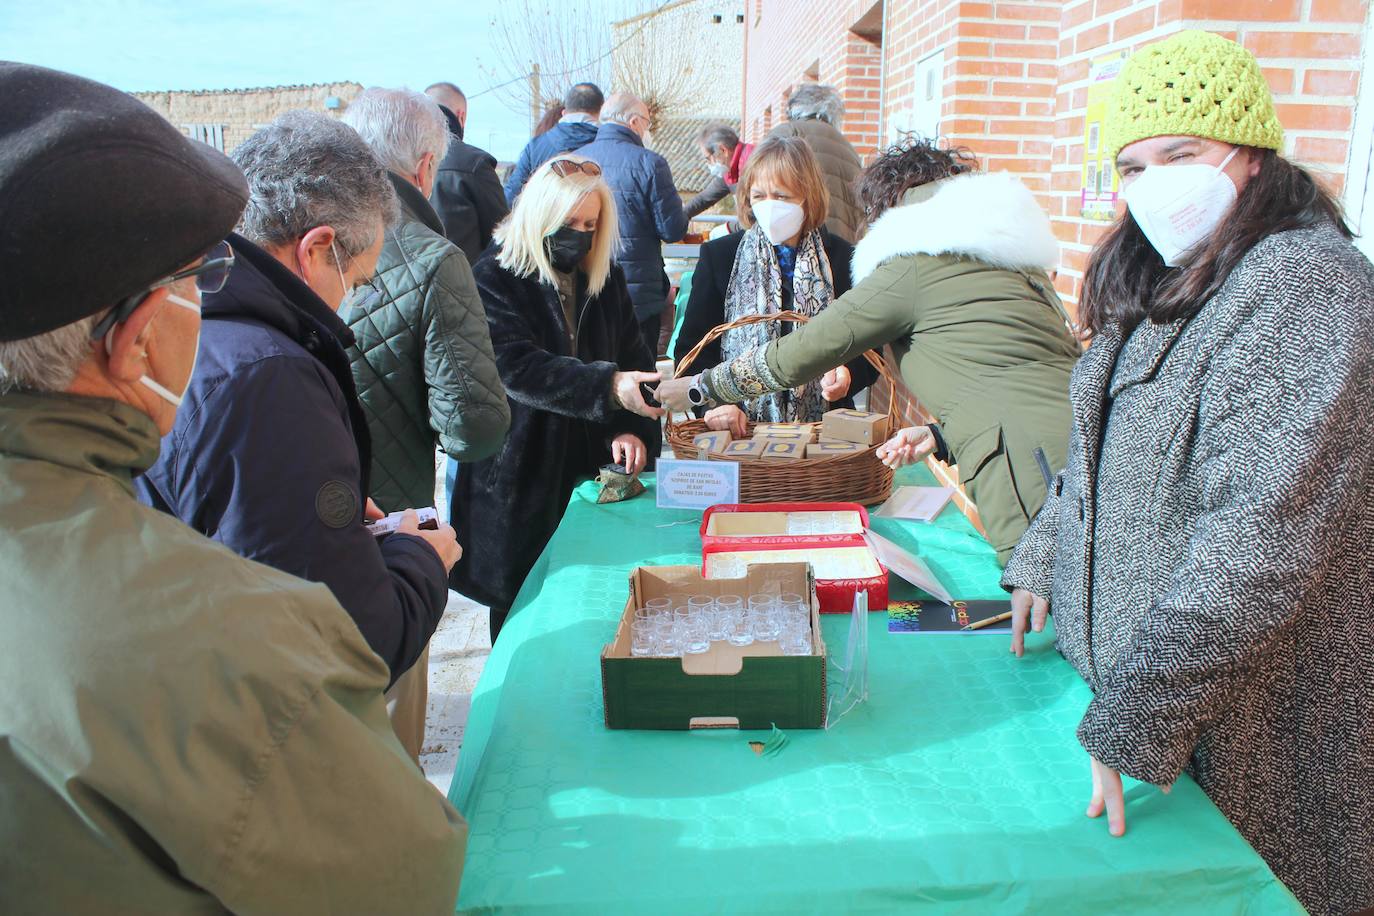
[1122,146,1240,267]
[105,291,201,408]
[750,199,805,246]
[707,161,729,179]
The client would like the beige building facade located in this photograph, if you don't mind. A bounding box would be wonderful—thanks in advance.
[133,81,363,154]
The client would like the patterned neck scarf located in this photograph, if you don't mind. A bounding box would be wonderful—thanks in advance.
[720,226,834,422]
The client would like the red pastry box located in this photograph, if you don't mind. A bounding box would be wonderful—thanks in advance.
[700,503,888,613]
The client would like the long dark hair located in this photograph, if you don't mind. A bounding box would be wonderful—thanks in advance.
[534,104,564,138]
[1079,150,1350,335]
[857,134,979,222]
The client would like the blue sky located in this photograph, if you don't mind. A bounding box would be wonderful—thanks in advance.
[0,0,539,160]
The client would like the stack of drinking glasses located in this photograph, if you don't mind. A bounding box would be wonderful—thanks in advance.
[630,592,813,658]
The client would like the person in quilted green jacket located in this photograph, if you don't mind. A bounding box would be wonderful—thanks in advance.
[341,87,511,513]
[342,88,511,757]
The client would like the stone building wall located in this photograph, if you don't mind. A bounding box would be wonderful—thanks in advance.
[132,81,364,154]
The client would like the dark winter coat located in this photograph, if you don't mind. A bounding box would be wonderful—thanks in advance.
[136,234,448,685]
[344,173,510,513]
[766,118,864,243]
[1002,222,1374,916]
[672,228,879,412]
[449,247,661,611]
[580,123,690,320]
[503,119,600,206]
[430,106,509,265]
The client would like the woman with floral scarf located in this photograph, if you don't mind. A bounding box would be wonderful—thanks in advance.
[672,136,878,436]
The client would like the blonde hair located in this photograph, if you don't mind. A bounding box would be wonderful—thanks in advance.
[494,155,619,296]
[736,136,830,236]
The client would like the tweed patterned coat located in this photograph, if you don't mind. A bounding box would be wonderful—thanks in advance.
[1002,222,1374,916]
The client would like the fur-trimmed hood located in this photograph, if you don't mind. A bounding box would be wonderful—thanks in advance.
[851,172,1059,283]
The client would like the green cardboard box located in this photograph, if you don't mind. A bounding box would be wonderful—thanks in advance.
[601,563,827,730]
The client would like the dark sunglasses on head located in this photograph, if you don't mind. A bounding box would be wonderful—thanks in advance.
[90,240,235,340]
[549,159,602,178]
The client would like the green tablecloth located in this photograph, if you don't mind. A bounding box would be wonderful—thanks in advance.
[448,465,1299,914]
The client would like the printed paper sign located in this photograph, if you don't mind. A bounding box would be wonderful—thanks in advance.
[656,459,740,511]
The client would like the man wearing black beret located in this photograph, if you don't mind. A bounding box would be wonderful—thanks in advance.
[0,63,466,912]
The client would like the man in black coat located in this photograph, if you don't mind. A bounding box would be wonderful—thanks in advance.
[136,113,459,699]
[424,82,509,265]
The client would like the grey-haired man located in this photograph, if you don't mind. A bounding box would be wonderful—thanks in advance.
[136,111,461,765]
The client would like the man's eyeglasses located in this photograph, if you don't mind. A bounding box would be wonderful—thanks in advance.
[549,159,602,178]
[153,239,235,295]
[90,240,235,340]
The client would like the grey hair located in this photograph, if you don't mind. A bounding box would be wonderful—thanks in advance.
[0,315,98,394]
[601,91,646,127]
[787,84,845,126]
[342,87,451,176]
[698,124,739,156]
[232,110,399,264]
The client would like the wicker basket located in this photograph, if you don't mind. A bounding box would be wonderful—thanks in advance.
[665,311,897,505]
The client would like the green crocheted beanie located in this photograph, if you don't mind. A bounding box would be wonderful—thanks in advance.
[1106,30,1284,162]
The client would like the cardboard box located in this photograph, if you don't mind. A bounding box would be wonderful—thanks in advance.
[601,563,826,730]
[805,439,867,458]
[722,439,768,461]
[752,423,817,443]
[692,430,733,458]
[821,408,890,447]
[752,429,811,443]
[759,440,806,461]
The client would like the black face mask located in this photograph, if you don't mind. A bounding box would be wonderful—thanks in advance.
[544,226,594,273]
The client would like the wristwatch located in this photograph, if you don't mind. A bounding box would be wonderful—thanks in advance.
[687,373,714,408]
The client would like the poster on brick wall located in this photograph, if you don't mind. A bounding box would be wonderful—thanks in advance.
[1081,50,1129,221]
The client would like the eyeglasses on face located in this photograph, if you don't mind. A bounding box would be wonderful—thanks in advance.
[152,239,235,295]
[549,159,602,178]
[90,239,235,341]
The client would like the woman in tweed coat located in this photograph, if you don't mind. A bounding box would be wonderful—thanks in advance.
[1002,32,1373,915]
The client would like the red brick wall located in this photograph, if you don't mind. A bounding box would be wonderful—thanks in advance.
[743,0,884,151]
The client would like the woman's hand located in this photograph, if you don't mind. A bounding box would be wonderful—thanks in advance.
[1009,587,1050,658]
[705,404,749,438]
[821,365,852,402]
[612,371,664,420]
[1086,755,1173,838]
[1087,756,1127,837]
[875,426,936,469]
[364,497,386,521]
[611,434,649,476]
[653,374,696,412]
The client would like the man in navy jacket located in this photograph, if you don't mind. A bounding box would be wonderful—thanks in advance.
[580,91,689,354]
[503,82,603,205]
[136,113,459,705]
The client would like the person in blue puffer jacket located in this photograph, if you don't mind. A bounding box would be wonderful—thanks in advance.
[579,91,690,355]
[503,82,603,206]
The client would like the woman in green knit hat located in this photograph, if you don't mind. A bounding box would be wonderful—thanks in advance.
[1000,30,1373,915]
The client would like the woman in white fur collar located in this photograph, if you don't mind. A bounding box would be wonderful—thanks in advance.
[658,137,1082,563]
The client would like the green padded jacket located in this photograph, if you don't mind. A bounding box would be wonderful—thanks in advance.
[708,172,1081,562]
[344,173,510,512]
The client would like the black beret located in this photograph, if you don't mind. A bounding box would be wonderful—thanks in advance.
[0,62,249,342]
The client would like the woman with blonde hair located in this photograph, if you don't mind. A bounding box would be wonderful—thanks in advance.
[673,135,878,436]
[449,155,663,641]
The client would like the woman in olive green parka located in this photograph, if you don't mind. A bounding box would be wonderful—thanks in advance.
[659,140,1081,562]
